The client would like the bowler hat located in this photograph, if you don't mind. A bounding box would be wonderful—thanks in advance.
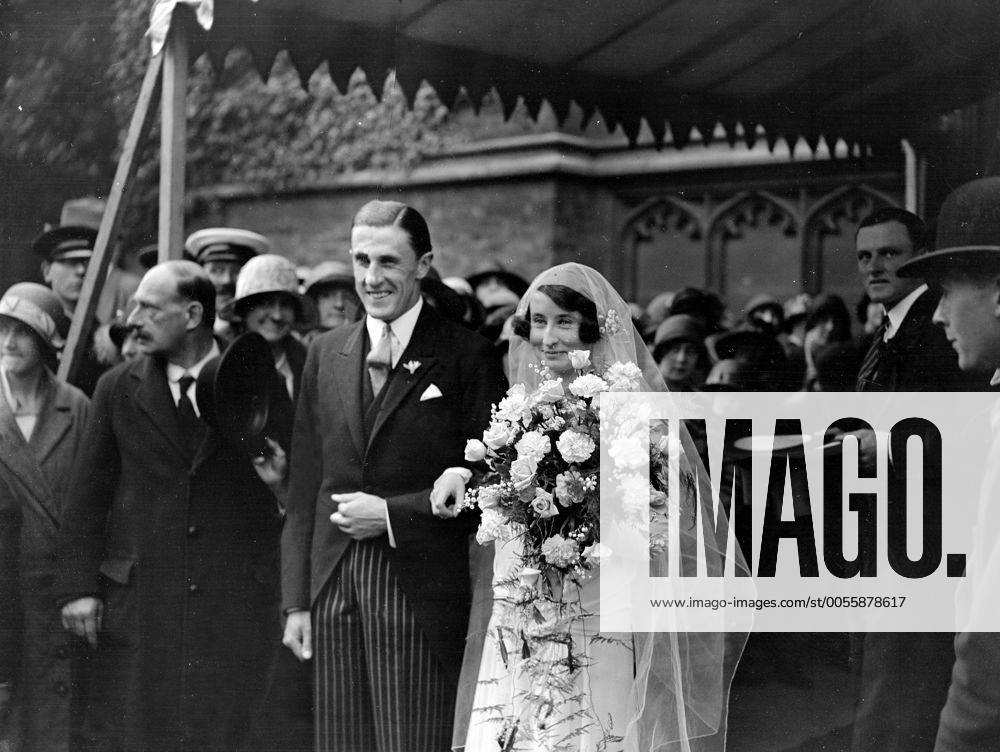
[195,332,294,456]
[185,227,271,266]
[899,177,1000,280]
[31,225,97,263]
[223,254,305,321]
[0,282,68,352]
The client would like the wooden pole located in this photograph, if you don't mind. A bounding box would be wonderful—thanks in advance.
[58,52,164,384]
[158,8,189,261]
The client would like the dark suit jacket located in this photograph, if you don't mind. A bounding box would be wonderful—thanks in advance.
[857,287,980,392]
[54,354,283,752]
[281,304,505,680]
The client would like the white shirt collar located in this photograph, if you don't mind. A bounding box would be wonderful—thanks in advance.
[990,369,1000,388]
[275,351,294,399]
[365,296,423,368]
[166,340,221,384]
[883,283,928,342]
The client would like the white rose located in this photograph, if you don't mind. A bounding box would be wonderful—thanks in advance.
[582,542,611,564]
[509,456,538,490]
[568,350,591,370]
[530,488,558,519]
[464,439,487,462]
[515,431,551,463]
[534,378,564,403]
[556,429,596,464]
[609,435,647,470]
[568,373,609,399]
[482,421,516,450]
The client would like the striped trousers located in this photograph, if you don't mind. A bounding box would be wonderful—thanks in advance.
[313,540,455,752]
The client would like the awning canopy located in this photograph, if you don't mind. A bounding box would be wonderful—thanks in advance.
[196,0,1000,152]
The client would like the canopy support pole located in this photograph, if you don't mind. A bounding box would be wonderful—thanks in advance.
[159,10,189,261]
[58,52,164,384]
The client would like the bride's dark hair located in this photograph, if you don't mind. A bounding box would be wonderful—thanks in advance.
[510,284,601,343]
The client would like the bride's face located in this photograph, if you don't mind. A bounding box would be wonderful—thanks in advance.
[528,291,585,376]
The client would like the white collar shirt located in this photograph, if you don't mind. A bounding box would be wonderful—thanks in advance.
[364,296,423,368]
[165,341,220,417]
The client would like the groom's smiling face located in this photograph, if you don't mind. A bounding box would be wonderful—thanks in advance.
[351,224,432,322]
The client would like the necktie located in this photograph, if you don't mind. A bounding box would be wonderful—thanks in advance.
[856,319,889,391]
[366,322,394,399]
[176,375,201,442]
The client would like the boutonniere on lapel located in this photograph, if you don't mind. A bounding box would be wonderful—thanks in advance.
[403,360,421,375]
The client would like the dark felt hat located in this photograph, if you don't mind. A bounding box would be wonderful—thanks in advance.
[467,268,530,298]
[196,332,294,457]
[899,177,1000,280]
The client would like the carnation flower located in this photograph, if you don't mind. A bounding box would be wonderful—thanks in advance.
[483,421,516,450]
[496,384,532,423]
[540,534,580,567]
[464,439,487,462]
[556,429,596,464]
[476,507,507,544]
[568,350,591,370]
[555,470,586,505]
[510,456,538,491]
[535,378,564,403]
[605,361,643,391]
[568,373,608,399]
[530,488,558,518]
[515,431,551,463]
[609,435,647,469]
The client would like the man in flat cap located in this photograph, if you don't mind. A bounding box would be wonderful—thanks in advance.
[31,225,107,395]
[897,176,1000,751]
[185,227,271,345]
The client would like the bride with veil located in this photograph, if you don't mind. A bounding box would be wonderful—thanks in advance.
[431,263,749,752]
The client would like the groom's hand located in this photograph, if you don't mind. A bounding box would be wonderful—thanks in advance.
[330,492,388,539]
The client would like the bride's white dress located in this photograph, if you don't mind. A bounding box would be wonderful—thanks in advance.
[464,533,636,752]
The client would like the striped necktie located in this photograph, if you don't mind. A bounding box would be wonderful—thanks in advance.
[856,319,888,391]
[366,322,394,398]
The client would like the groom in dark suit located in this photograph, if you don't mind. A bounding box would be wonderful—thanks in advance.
[281,200,505,752]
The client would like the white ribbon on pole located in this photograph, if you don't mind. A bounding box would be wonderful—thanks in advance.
[147,0,215,56]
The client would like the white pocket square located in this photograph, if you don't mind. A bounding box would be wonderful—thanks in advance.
[420,384,443,401]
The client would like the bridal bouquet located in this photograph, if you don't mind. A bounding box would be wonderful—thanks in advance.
[460,351,690,749]
[460,349,654,580]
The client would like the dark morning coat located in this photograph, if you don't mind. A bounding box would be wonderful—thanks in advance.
[856,286,981,392]
[53,354,283,752]
[281,303,506,681]
[0,374,89,752]
[852,286,982,752]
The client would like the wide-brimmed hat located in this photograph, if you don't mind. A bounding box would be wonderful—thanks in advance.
[223,254,304,321]
[899,177,1000,280]
[185,227,271,266]
[303,259,355,297]
[652,314,706,362]
[0,282,69,352]
[31,225,97,263]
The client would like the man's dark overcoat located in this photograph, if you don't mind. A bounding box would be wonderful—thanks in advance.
[54,354,282,752]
